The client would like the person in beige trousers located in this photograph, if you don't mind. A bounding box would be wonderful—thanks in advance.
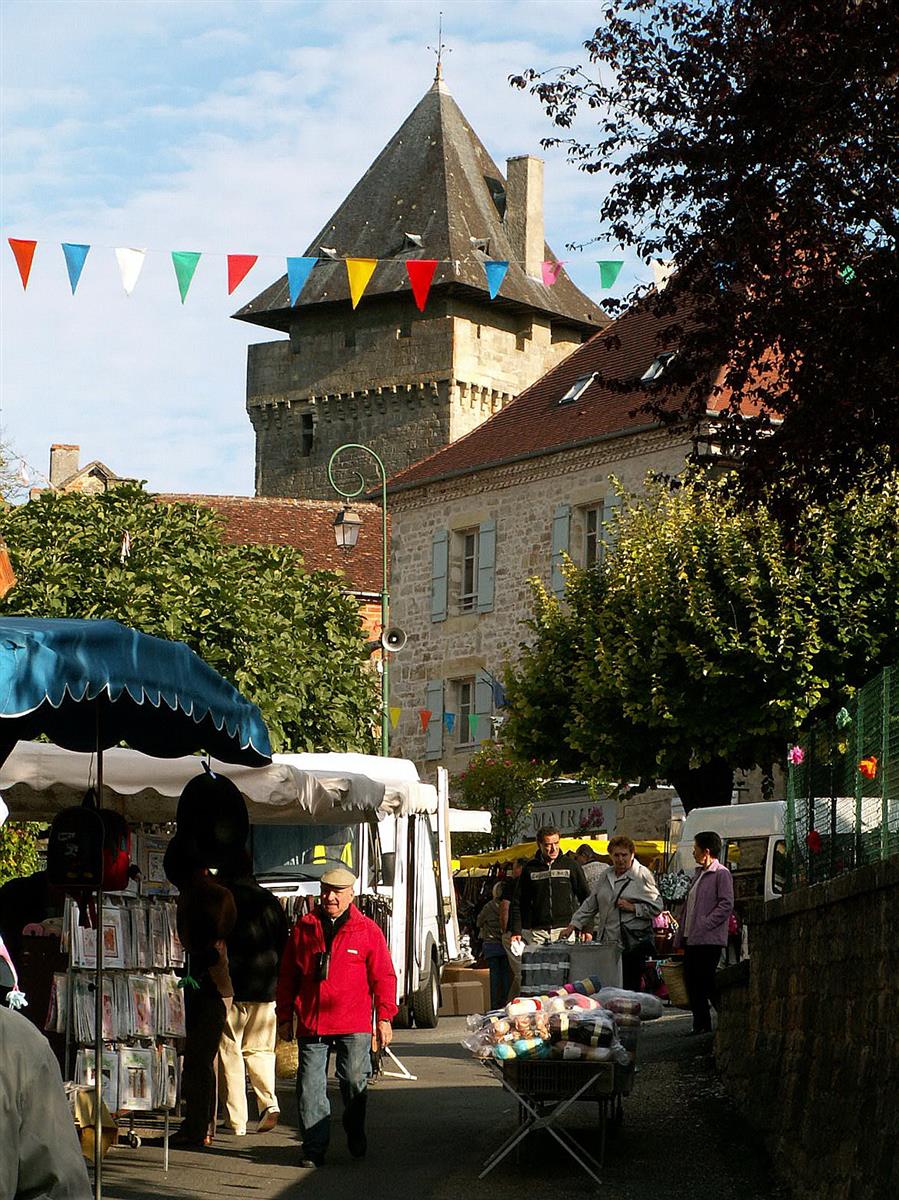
[219,857,289,1135]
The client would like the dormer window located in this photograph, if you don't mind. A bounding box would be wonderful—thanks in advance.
[641,351,676,384]
[558,373,597,405]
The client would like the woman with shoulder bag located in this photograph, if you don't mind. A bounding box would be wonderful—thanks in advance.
[560,835,663,991]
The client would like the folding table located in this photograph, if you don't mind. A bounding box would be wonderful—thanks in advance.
[479,1057,634,1186]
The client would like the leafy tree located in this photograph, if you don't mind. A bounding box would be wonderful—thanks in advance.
[0,822,42,886]
[0,486,379,754]
[452,742,547,852]
[503,471,899,811]
[512,1,899,505]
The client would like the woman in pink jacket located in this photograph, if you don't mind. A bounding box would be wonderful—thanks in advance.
[682,830,734,1035]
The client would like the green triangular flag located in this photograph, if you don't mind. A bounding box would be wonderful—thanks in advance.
[598,260,624,289]
[468,713,479,741]
[171,251,201,303]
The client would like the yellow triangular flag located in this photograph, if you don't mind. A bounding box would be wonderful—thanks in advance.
[345,257,378,309]
[389,706,401,730]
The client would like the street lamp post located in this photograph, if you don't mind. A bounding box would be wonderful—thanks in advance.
[328,444,390,756]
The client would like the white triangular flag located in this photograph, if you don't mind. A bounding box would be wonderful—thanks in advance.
[115,247,147,296]
[652,259,676,292]
[17,461,29,486]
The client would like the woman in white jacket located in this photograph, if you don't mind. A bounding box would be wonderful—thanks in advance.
[561,835,662,990]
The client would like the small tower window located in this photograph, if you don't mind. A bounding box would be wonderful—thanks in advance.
[344,329,356,350]
[301,413,314,456]
[397,322,412,339]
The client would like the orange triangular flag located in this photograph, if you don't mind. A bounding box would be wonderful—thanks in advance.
[8,239,37,290]
[418,709,432,732]
[405,259,438,311]
[345,258,378,309]
[227,254,258,294]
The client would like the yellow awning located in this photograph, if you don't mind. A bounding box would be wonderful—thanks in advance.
[456,836,667,871]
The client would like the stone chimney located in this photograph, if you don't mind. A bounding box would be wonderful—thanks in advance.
[505,155,544,279]
[49,444,80,486]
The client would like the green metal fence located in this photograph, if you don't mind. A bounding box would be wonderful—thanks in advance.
[786,665,899,888]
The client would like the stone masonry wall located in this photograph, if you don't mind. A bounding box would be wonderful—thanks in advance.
[388,429,690,780]
[248,294,586,499]
[715,857,899,1200]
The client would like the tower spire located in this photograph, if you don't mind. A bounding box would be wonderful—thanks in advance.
[428,11,450,83]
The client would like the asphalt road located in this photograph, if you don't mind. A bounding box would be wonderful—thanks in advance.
[100,1010,785,1200]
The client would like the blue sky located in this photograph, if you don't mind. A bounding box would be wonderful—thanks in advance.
[1,0,638,495]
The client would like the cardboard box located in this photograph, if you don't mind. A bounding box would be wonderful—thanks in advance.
[442,966,491,1010]
[452,981,485,1016]
[438,982,458,1016]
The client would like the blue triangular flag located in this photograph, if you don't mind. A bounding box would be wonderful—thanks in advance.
[443,712,456,734]
[492,681,508,709]
[483,259,509,300]
[61,243,90,294]
[287,256,317,306]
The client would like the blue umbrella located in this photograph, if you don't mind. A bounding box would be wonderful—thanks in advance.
[0,617,271,766]
[0,617,270,1194]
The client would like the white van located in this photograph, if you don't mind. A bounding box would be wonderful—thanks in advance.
[673,801,788,905]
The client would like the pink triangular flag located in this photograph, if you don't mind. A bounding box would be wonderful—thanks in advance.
[541,260,563,287]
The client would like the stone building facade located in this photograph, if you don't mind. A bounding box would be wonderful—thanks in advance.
[235,74,602,500]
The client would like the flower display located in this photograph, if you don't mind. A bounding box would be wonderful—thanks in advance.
[835,707,852,730]
[658,871,692,903]
[805,830,823,854]
[859,755,878,780]
[787,745,805,766]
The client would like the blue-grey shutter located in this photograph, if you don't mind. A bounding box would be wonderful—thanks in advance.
[601,493,622,551]
[425,679,444,760]
[476,519,496,613]
[475,670,494,743]
[431,529,448,622]
[550,503,571,596]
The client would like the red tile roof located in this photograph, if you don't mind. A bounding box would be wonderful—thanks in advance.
[154,495,387,595]
[386,299,726,492]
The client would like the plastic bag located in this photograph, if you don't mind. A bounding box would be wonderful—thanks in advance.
[598,987,664,1020]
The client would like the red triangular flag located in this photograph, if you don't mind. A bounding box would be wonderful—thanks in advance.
[227,254,258,294]
[418,708,432,732]
[8,239,37,290]
[406,259,438,312]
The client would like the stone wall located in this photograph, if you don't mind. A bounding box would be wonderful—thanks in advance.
[388,428,691,779]
[715,857,899,1200]
[247,294,586,499]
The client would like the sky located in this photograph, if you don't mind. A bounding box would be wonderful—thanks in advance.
[1,0,637,496]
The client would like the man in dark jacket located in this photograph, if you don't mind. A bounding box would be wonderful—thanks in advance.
[219,854,290,1136]
[508,826,589,945]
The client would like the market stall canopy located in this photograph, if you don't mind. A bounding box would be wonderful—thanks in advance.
[457,836,668,871]
[446,807,492,834]
[0,743,437,825]
[0,618,271,766]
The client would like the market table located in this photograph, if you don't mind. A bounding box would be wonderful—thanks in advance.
[479,1057,635,1186]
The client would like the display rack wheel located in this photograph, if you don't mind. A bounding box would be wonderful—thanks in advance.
[125,1132,141,1148]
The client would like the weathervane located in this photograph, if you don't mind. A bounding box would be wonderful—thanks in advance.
[428,11,451,81]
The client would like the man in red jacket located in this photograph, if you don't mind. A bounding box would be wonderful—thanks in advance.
[276,866,397,1169]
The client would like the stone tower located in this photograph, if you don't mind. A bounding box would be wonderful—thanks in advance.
[234,73,604,499]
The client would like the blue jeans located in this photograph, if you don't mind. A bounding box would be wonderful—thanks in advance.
[296,1033,371,1161]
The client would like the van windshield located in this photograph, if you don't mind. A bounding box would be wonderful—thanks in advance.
[724,837,768,900]
[251,824,358,882]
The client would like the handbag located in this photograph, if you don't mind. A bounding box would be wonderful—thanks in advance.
[616,879,655,955]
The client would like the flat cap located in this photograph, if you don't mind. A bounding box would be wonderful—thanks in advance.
[320,866,356,889]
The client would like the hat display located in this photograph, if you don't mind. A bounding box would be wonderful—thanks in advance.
[320,866,356,889]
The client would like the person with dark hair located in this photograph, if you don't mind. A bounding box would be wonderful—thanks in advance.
[574,843,606,889]
[682,831,734,1034]
[499,858,528,1000]
[218,853,289,1136]
[477,882,511,1010]
[165,836,237,1147]
[508,827,589,946]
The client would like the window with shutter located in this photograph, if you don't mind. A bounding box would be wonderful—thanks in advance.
[550,503,571,596]
[476,519,496,613]
[474,670,495,743]
[431,529,449,622]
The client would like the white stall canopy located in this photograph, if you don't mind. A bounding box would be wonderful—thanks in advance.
[0,743,437,826]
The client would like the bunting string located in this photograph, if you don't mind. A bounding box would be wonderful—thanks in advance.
[6,236,686,307]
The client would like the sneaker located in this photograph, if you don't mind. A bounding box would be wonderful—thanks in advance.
[300,1157,323,1169]
[256,1106,279,1134]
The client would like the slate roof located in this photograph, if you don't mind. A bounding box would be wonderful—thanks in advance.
[154,494,386,595]
[234,76,603,333]
[385,298,733,493]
